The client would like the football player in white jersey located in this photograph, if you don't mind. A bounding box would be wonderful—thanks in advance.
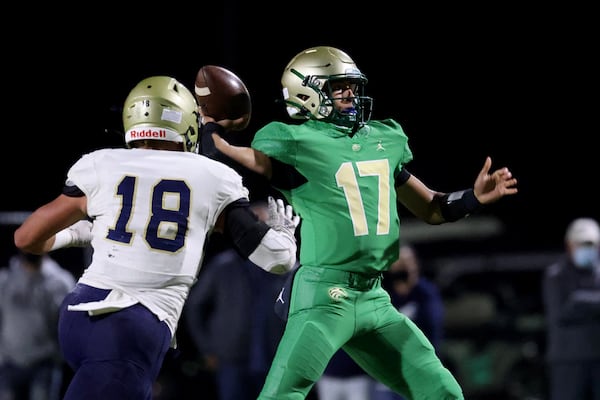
[13,76,300,400]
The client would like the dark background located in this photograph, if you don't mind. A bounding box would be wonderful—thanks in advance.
[3,4,597,253]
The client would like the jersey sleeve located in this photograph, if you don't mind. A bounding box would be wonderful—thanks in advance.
[217,162,250,204]
[386,119,413,164]
[251,121,298,165]
[65,150,104,198]
[378,119,414,175]
[202,156,251,220]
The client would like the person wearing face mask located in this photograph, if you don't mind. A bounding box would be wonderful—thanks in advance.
[543,217,600,400]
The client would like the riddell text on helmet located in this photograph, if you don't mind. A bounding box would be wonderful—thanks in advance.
[129,129,167,138]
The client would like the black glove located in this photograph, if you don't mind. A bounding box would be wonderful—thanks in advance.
[199,122,225,158]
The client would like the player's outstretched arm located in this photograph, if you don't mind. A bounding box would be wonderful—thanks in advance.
[198,117,273,179]
[14,194,88,254]
[397,157,518,225]
[212,133,273,179]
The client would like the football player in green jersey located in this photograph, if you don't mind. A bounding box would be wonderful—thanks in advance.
[199,46,518,400]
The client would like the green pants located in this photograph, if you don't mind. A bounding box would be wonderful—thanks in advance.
[258,265,463,400]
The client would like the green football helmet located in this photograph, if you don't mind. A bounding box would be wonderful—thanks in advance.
[122,76,199,152]
[281,46,372,130]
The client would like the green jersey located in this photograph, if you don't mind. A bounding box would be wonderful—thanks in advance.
[252,118,413,274]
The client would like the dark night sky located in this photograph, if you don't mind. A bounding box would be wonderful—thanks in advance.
[3,4,597,255]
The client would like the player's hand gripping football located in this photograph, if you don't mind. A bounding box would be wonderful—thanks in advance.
[266,196,300,239]
[473,156,518,204]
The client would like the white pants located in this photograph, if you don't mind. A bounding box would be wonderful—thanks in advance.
[316,375,374,400]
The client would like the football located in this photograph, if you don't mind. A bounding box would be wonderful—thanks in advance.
[194,65,252,131]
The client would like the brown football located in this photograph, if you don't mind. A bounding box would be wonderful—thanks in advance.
[194,65,251,131]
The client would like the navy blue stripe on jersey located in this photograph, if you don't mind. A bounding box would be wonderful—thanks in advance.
[62,184,85,197]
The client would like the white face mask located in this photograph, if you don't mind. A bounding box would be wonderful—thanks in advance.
[572,246,600,269]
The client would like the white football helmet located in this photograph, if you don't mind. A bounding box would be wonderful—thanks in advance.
[281,46,372,130]
[122,76,199,152]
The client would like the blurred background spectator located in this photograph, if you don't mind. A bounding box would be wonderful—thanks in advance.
[543,217,600,400]
[0,249,75,400]
[184,241,258,400]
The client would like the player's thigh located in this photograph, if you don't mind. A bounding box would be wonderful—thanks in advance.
[277,306,354,373]
[345,311,435,388]
[59,285,171,374]
[63,360,152,400]
[347,314,463,399]
[261,310,353,400]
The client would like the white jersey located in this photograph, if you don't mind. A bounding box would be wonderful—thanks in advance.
[64,148,249,338]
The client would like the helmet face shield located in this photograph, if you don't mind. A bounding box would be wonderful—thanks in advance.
[123,76,200,152]
[281,46,372,130]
